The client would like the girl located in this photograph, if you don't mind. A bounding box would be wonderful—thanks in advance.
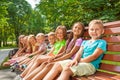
[11,35,26,58]
[43,20,107,80]
[20,25,67,79]
[24,22,84,80]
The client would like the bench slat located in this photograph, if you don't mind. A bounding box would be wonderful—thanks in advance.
[107,44,120,52]
[111,75,120,80]
[94,75,114,80]
[95,71,115,77]
[104,21,120,28]
[104,27,120,34]
[100,63,120,73]
[103,36,120,43]
[87,76,100,80]
[103,54,120,62]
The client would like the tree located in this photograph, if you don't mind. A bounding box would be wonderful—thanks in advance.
[7,0,32,45]
[36,0,120,29]
[0,0,9,47]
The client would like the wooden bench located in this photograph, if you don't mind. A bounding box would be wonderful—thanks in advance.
[72,21,120,80]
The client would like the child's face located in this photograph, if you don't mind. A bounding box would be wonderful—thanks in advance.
[29,37,36,45]
[56,29,64,41]
[36,36,45,44]
[20,37,24,44]
[72,24,82,36]
[89,24,104,39]
[48,35,55,45]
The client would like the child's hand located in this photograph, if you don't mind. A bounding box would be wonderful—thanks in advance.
[67,60,78,67]
[47,57,55,63]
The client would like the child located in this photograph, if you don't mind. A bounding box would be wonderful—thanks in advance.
[9,35,25,59]
[24,22,84,80]
[20,25,67,79]
[47,32,56,53]
[43,20,107,80]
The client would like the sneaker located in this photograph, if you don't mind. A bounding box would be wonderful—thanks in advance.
[14,75,23,80]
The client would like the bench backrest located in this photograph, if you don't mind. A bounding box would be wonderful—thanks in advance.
[83,21,120,75]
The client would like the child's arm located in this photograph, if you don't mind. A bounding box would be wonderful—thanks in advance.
[80,48,104,63]
[47,46,66,62]
[29,44,47,57]
[46,47,55,56]
[68,46,83,67]
[54,46,80,61]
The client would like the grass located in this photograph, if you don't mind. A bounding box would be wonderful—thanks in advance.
[0,56,10,70]
[0,46,17,49]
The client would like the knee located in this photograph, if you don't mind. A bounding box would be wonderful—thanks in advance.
[53,63,62,71]
[54,62,60,67]
[63,67,70,72]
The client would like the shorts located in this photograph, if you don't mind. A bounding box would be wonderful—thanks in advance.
[59,60,96,76]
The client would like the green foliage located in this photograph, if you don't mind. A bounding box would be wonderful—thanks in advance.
[37,0,120,28]
[7,0,32,44]
[1,0,120,47]
[0,56,10,70]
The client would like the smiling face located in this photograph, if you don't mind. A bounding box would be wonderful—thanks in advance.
[56,29,64,41]
[89,23,104,40]
[48,35,55,45]
[55,26,67,41]
[29,36,36,45]
[72,23,84,37]
[36,35,45,44]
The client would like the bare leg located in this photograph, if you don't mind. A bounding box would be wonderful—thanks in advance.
[19,58,30,65]
[20,61,33,78]
[42,62,62,80]
[57,67,73,80]
[24,62,47,80]
[25,57,49,77]
[32,62,54,80]
[20,56,37,77]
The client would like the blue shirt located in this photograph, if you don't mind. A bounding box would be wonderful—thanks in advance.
[81,39,107,69]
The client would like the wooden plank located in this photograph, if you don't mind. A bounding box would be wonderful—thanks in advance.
[103,36,120,43]
[94,75,114,80]
[111,75,120,80]
[100,63,120,73]
[104,21,120,28]
[95,71,115,77]
[104,27,120,34]
[87,75,101,80]
[107,44,120,52]
[102,54,120,62]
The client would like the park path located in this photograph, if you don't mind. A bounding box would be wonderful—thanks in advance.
[0,49,17,80]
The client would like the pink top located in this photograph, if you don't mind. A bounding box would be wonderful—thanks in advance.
[71,38,83,59]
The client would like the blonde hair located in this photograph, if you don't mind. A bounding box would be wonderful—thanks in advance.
[48,32,55,37]
[18,35,25,48]
[36,33,45,38]
[28,35,35,41]
[89,20,104,28]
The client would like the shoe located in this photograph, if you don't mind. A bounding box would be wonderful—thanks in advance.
[14,75,22,80]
